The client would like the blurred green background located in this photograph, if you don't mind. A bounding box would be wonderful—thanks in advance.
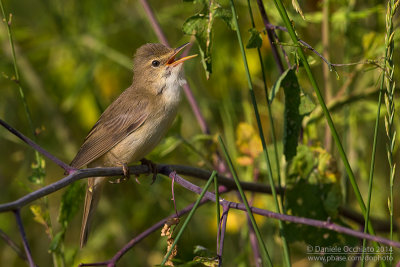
[0,0,399,266]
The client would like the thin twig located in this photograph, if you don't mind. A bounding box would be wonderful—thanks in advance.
[0,166,142,212]
[0,1,35,136]
[0,228,27,262]
[171,171,179,217]
[0,154,398,265]
[167,164,277,194]
[261,20,382,71]
[13,210,35,267]
[0,117,395,233]
[0,119,74,173]
[214,174,221,255]
[218,206,229,267]
[0,118,395,228]
[248,194,261,267]
[83,165,400,266]
[162,166,400,248]
[0,163,272,213]
[1,118,400,265]
[339,207,397,232]
[138,0,169,46]
[255,0,286,72]
[160,171,217,265]
[322,0,332,150]
[79,197,214,267]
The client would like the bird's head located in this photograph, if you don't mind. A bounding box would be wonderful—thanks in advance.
[133,43,197,96]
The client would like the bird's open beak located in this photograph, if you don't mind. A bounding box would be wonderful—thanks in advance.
[166,43,197,67]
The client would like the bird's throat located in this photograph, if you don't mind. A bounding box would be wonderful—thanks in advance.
[160,66,185,106]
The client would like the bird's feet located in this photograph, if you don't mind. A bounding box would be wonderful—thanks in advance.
[140,158,158,184]
[109,163,130,184]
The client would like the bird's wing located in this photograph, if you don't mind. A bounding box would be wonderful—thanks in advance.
[70,94,148,169]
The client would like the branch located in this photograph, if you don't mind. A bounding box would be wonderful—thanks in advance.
[0,228,27,262]
[0,119,73,173]
[159,165,400,248]
[1,118,399,264]
[79,197,213,267]
[255,0,286,73]
[0,165,146,212]
[81,165,400,266]
[0,152,398,265]
[0,163,272,213]
[218,206,229,266]
[0,118,394,232]
[1,116,395,234]
[339,206,397,232]
[0,119,274,211]
[177,162,398,231]
[81,184,232,266]
[259,19,381,72]
[13,210,35,267]
[167,164,277,194]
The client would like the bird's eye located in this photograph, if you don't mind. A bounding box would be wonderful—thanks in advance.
[151,60,160,67]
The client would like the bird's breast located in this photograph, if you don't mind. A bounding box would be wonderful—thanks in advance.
[105,94,181,165]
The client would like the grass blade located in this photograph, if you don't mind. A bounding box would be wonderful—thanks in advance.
[229,0,291,265]
[218,136,272,267]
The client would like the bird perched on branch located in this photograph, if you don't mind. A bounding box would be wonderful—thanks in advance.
[70,43,197,248]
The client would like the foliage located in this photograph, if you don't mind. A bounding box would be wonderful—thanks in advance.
[285,144,351,246]
[183,0,235,79]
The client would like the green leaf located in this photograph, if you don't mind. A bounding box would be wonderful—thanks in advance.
[246,28,262,49]
[213,6,235,31]
[48,231,64,253]
[193,256,219,266]
[284,178,354,257]
[30,205,50,230]
[323,184,342,218]
[285,145,355,265]
[269,67,290,102]
[282,69,302,162]
[299,93,316,116]
[58,181,85,229]
[183,13,211,78]
[193,246,220,266]
[193,245,216,258]
[271,71,313,162]
[287,145,316,182]
[183,1,234,79]
[182,14,207,36]
[150,136,182,159]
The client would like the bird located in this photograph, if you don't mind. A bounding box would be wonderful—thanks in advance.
[70,43,197,248]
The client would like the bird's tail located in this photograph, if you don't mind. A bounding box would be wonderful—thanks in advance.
[80,176,106,248]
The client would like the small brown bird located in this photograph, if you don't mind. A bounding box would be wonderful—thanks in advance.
[70,43,197,248]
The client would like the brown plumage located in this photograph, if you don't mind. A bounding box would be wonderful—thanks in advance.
[70,43,196,247]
